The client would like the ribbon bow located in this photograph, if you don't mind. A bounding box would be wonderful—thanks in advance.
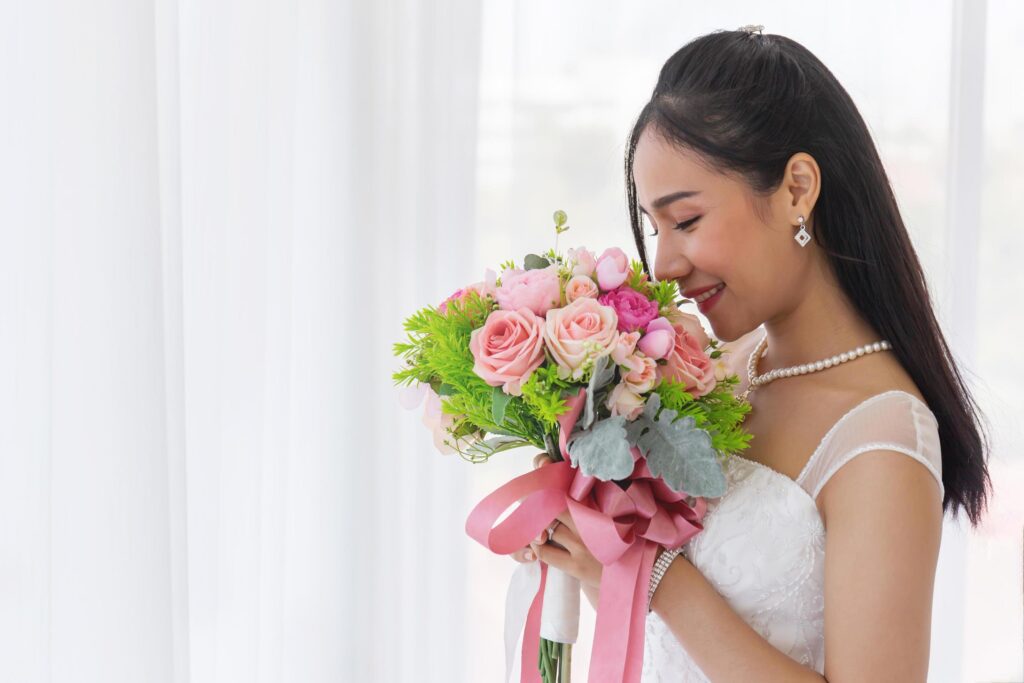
[466,388,708,682]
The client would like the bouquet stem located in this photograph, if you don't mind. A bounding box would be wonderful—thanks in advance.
[538,431,575,683]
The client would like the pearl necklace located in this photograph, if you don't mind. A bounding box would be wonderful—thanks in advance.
[737,334,892,403]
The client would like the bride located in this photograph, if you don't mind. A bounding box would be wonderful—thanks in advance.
[510,28,991,682]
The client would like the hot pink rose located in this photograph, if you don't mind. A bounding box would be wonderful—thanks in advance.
[606,382,645,421]
[637,316,676,360]
[660,320,717,397]
[495,264,562,316]
[565,274,599,303]
[595,247,630,291]
[544,297,620,381]
[567,246,597,277]
[598,285,659,333]
[469,308,546,396]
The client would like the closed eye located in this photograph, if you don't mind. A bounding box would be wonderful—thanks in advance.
[647,215,701,238]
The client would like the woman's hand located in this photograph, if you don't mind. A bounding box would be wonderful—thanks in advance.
[506,452,604,591]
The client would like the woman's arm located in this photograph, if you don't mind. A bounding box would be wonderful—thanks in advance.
[651,447,942,683]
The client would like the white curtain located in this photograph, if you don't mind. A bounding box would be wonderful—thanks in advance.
[0,1,482,681]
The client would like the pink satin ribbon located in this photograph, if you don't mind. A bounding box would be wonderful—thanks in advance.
[465,388,708,682]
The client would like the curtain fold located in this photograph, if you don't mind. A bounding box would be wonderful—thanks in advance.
[0,1,482,681]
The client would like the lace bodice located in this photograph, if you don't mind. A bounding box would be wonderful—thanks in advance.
[641,331,943,681]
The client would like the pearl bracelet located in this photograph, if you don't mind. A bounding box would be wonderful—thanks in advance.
[647,546,683,612]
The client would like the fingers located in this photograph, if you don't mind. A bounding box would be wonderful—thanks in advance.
[533,452,554,469]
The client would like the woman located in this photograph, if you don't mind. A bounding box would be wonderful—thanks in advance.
[510,27,991,681]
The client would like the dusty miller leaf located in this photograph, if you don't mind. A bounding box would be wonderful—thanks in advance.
[628,393,726,497]
[580,354,617,430]
[566,415,634,481]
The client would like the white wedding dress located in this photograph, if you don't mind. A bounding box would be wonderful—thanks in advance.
[641,330,944,681]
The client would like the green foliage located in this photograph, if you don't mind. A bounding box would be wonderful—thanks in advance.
[518,363,574,434]
[391,290,549,459]
[648,279,681,311]
[652,375,753,458]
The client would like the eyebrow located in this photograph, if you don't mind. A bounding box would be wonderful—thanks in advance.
[638,190,702,216]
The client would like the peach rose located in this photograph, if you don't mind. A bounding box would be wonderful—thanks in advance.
[544,297,620,381]
[469,308,546,396]
[662,305,711,352]
[610,330,640,366]
[659,319,717,397]
[622,354,658,394]
[565,274,600,303]
[606,382,645,421]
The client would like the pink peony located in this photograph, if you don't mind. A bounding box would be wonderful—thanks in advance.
[565,274,600,303]
[595,247,631,291]
[438,269,498,314]
[606,382,645,421]
[495,264,562,316]
[544,297,620,381]
[469,308,547,396]
[637,316,676,360]
[567,246,597,277]
[598,285,660,333]
[660,319,717,397]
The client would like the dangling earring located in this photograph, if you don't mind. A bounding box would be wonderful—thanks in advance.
[794,215,811,247]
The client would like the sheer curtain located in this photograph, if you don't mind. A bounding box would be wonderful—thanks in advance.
[0,1,481,682]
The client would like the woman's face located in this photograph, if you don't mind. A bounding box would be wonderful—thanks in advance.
[632,126,816,342]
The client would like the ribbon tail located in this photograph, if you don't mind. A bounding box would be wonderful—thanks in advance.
[624,541,660,681]
[587,543,645,681]
[520,560,548,683]
[505,561,541,683]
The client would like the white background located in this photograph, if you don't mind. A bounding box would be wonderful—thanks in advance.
[0,1,1020,682]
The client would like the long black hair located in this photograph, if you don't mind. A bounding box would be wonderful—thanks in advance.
[624,29,991,526]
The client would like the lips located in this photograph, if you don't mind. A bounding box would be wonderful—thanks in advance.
[683,282,724,299]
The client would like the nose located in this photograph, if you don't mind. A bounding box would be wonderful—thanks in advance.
[651,234,693,285]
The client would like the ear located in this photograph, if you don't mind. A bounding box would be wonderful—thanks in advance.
[782,152,821,220]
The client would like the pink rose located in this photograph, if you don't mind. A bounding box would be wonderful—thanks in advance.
[595,247,631,291]
[544,297,620,381]
[637,316,676,360]
[495,264,562,316]
[567,246,597,277]
[598,285,659,333]
[606,382,645,421]
[660,320,717,397]
[469,308,547,396]
[565,274,599,303]
[622,354,658,393]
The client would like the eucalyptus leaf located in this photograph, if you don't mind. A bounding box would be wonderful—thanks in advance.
[524,253,551,270]
[581,354,617,430]
[491,385,512,426]
[631,393,726,497]
[565,415,634,481]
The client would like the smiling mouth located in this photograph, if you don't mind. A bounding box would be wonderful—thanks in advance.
[693,283,725,303]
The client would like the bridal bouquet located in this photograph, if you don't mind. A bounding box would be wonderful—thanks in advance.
[393,211,752,683]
